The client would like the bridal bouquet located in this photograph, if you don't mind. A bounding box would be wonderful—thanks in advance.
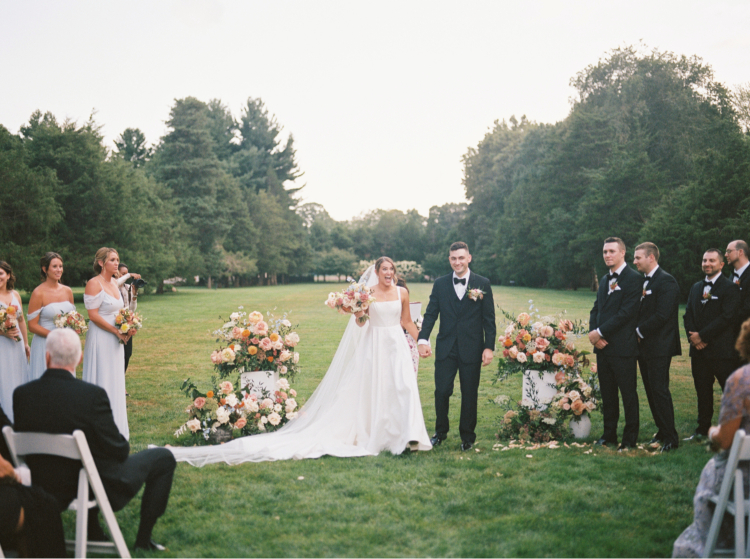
[176,377,301,444]
[325,282,375,323]
[496,304,589,382]
[115,308,142,343]
[54,310,88,336]
[210,308,301,381]
[0,305,21,341]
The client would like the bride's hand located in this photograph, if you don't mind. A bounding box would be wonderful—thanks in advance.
[116,331,130,344]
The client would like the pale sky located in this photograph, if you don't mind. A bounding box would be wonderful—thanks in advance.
[2,1,749,221]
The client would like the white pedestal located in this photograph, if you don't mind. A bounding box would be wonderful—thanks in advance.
[240,370,279,396]
[570,413,592,439]
[522,370,558,410]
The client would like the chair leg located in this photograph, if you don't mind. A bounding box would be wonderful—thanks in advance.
[75,469,90,559]
[736,470,745,558]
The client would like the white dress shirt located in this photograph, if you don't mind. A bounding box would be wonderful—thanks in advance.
[733,262,749,284]
[418,269,471,347]
[596,262,627,337]
[636,265,659,339]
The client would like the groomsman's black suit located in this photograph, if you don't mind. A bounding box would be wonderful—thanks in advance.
[684,275,740,434]
[419,271,496,444]
[731,265,750,357]
[589,264,641,446]
[636,266,681,447]
[13,368,176,547]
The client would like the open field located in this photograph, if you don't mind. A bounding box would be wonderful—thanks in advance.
[33,283,717,557]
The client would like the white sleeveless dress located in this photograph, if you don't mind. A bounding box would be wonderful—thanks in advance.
[167,287,432,466]
[82,282,128,439]
[27,300,76,381]
[0,295,28,422]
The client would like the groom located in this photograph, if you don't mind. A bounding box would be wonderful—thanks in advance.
[418,242,496,451]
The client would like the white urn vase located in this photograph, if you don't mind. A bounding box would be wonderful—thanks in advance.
[522,369,558,410]
[569,413,592,439]
[240,369,279,396]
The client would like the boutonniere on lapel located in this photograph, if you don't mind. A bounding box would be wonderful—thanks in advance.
[641,289,652,300]
[607,277,620,293]
[701,284,717,304]
[467,288,485,301]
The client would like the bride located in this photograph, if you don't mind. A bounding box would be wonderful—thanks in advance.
[168,257,432,466]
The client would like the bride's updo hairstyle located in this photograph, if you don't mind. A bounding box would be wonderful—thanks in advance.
[40,251,63,281]
[736,318,750,362]
[0,261,16,291]
[93,247,118,274]
[375,256,396,275]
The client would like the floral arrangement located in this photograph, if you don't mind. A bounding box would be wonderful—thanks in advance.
[493,394,566,443]
[115,308,142,343]
[467,288,485,301]
[549,369,600,421]
[0,305,21,341]
[210,308,301,381]
[175,377,300,443]
[496,303,589,382]
[325,282,375,323]
[54,310,88,336]
[174,307,303,445]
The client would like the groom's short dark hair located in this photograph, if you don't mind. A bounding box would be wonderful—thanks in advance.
[450,241,469,253]
[603,237,626,251]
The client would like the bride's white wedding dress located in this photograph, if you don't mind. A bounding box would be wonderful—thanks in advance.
[168,275,432,466]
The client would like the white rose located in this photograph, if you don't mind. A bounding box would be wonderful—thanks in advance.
[284,332,300,347]
[246,400,259,413]
[278,365,288,375]
[225,394,239,407]
[286,411,298,420]
[230,312,240,321]
[186,418,201,433]
[293,352,300,364]
[533,351,545,363]
[273,340,284,351]
[521,398,534,409]
[261,416,268,424]
[279,350,292,362]
[274,403,282,412]
[281,319,292,328]
[216,407,230,425]
[258,422,266,432]
[531,321,544,333]
[268,412,282,426]
[504,324,515,336]
[285,398,297,412]
[277,378,290,391]
[220,347,236,363]
[516,353,527,363]
[542,417,556,425]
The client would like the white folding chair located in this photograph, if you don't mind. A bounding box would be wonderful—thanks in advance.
[704,429,750,558]
[2,426,131,558]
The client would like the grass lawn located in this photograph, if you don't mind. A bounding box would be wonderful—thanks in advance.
[44,283,717,557]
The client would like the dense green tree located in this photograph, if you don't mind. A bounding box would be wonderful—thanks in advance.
[113,127,151,168]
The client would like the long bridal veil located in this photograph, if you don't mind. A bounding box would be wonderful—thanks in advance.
[166,265,380,466]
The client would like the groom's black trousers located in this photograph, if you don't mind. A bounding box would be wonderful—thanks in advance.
[434,342,481,444]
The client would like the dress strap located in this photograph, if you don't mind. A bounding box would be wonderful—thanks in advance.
[397,286,402,302]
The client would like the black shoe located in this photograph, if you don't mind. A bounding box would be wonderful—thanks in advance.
[430,434,444,446]
[683,430,708,441]
[648,435,662,445]
[460,441,473,451]
[660,442,678,453]
[134,539,166,552]
[617,443,636,452]
[595,438,616,447]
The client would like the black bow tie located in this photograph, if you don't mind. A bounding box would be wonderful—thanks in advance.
[643,277,650,285]
[609,272,619,281]
[703,280,713,288]
[454,277,466,286]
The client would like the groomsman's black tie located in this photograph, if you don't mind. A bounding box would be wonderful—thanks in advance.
[454,277,466,286]
[703,279,713,288]
[609,272,619,281]
[734,273,741,285]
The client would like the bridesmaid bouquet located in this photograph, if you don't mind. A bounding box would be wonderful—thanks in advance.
[54,310,88,336]
[324,282,375,323]
[115,308,143,343]
[0,305,21,341]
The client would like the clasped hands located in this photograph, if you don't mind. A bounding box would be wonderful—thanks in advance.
[688,331,707,350]
[588,330,608,350]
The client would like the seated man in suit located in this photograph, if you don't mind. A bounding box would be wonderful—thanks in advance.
[13,328,176,552]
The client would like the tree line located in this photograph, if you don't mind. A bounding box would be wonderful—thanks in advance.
[2,45,749,297]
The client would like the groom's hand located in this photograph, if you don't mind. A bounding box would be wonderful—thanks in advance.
[418,344,431,358]
[481,349,493,366]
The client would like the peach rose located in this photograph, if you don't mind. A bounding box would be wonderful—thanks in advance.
[231,327,243,339]
[211,350,222,364]
[194,397,206,409]
[517,313,531,327]
[559,319,573,332]
[278,365,288,375]
[259,337,273,351]
[539,325,554,338]
[254,321,269,336]
[234,417,247,429]
[509,346,519,359]
[590,363,597,373]
[564,354,575,367]
[284,332,300,347]
[279,350,292,362]
[552,353,565,366]
[290,389,297,397]
[533,352,545,363]
[571,399,586,415]
[268,412,282,426]
[248,311,263,324]
[516,353,527,363]
[554,371,566,384]
[186,418,201,433]
[220,381,234,395]
[535,338,550,351]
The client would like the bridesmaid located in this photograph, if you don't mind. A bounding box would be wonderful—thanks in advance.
[0,261,31,423]
[27,252,76,381]
[82,247,132,439]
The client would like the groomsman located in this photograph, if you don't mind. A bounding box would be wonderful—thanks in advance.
[725,240,750,329]
[589,237,641,451]
[684,248,740,438]
[633,242,681,452]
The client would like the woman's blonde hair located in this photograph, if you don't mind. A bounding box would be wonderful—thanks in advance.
[93,247,118,274]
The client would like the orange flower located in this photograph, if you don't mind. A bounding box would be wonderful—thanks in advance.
[269,333,280,343]
[267,356,274,362]
[242,329,251,338]
[6,305,16,314]
[206,391,214,398]
[220,398,226,405]
[503,338,513,348]
[248,346,258,355]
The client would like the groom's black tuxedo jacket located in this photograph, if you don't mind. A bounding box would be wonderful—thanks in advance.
[636,266,682,359]
[734,266,750,331]
[13,368,134,509]
[589,264,641,357]
[684,275,740,359]
[419,272,496,363]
